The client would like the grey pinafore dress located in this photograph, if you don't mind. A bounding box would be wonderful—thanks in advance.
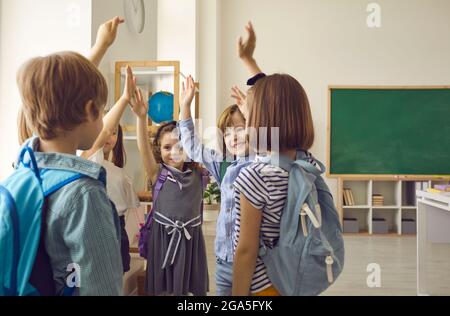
[145,164,209,296]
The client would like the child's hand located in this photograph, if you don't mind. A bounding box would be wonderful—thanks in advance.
[130,88,148,119]
[122,66,137,103]
[237,21,262,77]
[231,86,249,120]
[238,21,256,62]
[181,75,196,110]
[95,16,125,50]
[123,66,147,119]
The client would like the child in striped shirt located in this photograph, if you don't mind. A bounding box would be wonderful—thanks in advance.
[232,74,316,296]
[178,21,266,296]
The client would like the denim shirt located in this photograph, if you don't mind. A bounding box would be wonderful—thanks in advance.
[27,137,123,296]
[178,118,252,262]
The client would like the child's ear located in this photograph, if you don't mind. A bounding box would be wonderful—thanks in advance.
[84,100,99,121]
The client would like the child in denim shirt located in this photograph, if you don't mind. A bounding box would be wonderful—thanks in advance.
[178,22,266,296]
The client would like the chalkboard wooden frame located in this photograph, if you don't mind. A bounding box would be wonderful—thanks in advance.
[327,86,450,180]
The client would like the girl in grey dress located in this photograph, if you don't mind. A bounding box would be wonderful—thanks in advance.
[132,85,209,296]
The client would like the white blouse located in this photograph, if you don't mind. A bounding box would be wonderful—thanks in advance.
[89,148,140,216]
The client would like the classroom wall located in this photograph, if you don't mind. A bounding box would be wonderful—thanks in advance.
[156,0,226,147]
[157,0,197,77]
[90,0,158,191]
[158,0,226,141]
[196,0,222,133]
[2,0,450,195]
[0,2,3,151]
[211,0,450,198]
[91,0,158,107]
[0,0,92,178]
[0,0,158,179]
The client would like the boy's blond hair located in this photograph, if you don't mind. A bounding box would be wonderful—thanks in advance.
[17,51,108,140]
[17,109,33,145]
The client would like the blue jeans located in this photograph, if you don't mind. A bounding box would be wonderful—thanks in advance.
[215,258,233,296]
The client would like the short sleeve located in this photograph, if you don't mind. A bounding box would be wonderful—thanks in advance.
[62,186,123,296]
[177,118,222,183]
[123,172,141,209]
[234,165,268,210]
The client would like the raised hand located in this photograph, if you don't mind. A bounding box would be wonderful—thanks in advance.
[95,16,125,50]
[179,75,196,121]
[231,86,249,120]
[238,21,256,61]
[123,66,137,102]
[237,21,262,77]
[89,16,125,67]
[181,75,196,109]
[130,87,148,119]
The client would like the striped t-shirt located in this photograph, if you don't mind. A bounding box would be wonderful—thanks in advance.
[233,162,289,294]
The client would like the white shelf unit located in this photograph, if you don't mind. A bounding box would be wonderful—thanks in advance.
[120,68,174,77]
[115,61,200,141]
[340,179,450,236]
[115,61,182,141]
[114,61,201,195]
[114,61,181,193]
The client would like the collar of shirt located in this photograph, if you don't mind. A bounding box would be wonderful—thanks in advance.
[22,136,107,185]
[163,163,193,175]
[231,155,249,166]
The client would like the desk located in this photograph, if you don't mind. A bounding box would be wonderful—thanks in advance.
[416,190,450,295]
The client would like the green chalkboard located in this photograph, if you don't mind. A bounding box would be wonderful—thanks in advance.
[329,88,450,176]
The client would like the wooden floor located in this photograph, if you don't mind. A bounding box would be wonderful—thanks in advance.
[203,227,450,296]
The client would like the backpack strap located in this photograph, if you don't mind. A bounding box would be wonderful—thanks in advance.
[259,151,325,255]
[153,167,169,208]
[41,170,85,197]
[289,156,325,239]
[200,169,211,223]
[29,169,86,297]
[28,198,56,296]
[0,186,20,296]
[275,150,326,174]
[17,145,41,182]
[143,167,169,229]
[293,158,326,176]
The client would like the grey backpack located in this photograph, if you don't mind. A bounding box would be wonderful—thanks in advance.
[259,152,345,296]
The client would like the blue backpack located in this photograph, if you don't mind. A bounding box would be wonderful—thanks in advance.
[258,152,345,296]
[0,143,85,296]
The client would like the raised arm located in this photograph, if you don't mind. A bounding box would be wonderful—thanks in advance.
[131,88,159,185]
[232,193,263,296]
[232,168,269,296]
[238,21,262,77]
[81,66,135,159]
[231,85,249,121]
[179,75,195,122]
[88,16,124,67]
[178,76,222,182]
